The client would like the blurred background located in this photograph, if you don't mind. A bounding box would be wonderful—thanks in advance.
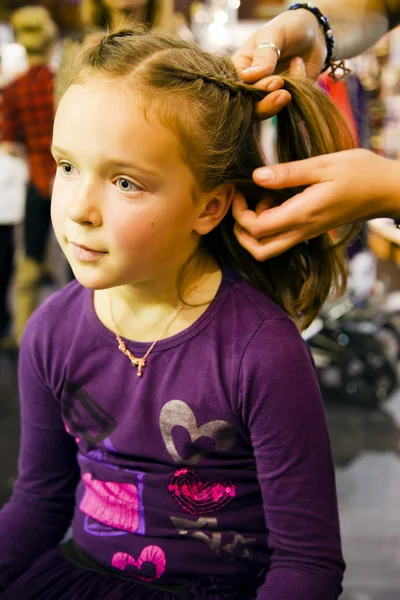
[1,2,400,599]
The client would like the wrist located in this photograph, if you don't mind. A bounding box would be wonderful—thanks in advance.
[288,3,334,73]
[379,156,400,220]
[297,7,328,64]
[375,157,400,221]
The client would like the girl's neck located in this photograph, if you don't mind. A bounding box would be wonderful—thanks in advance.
[94,254,222,343]
[109,6,148,31]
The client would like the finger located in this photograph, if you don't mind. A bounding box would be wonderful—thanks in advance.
[231,53,253,76]
[233,190,295,239]
[289,57,307,79]
[232,39,257,75]
[233,187,322,239]
[253,76,285,93]
[234,222,302,261]
[233,201,292,239]
[232,193,275,230]
[255,90,292,119]
[238,31,285,80]
[241,46,280,80]
[232,191,248,212]
[231,193,257,227]
[255,196,275,215]
[253,156,328,189]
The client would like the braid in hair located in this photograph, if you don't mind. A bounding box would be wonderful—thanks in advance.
[98,27,146,50]
[159,66,266,101]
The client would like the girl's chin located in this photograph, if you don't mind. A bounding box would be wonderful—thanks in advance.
[69,268,115,291]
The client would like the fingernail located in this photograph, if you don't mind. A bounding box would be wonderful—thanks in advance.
[242,66,262,74]
[257,168,274,182]
[292,57,305,69]
[275,92,289,108]
[266,78,282,92]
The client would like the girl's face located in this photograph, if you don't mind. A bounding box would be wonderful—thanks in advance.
[51,78,207,291]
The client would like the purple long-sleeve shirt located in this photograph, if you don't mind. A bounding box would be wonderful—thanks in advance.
[0,268,345,598]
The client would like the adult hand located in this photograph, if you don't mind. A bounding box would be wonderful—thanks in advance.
[232,8,327,118]
[233,149,400,261]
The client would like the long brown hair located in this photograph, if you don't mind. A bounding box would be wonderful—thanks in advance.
[80,0,174,31]
[62,26,356,330]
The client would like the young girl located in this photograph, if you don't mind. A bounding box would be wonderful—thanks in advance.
[0,26,354,600]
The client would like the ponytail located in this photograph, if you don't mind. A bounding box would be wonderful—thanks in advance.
[209,77,357,330]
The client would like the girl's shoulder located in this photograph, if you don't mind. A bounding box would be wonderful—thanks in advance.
[222,268,308,357]
[225,267,295,325]
[224,268,311,360]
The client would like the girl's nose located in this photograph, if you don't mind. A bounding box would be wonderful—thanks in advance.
[68,181,102,227]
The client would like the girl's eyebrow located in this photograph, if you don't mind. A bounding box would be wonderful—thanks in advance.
[104,159,160,178]
[51,145,67,155]
[50,145,160,178]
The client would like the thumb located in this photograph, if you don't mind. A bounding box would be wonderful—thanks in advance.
[253,156,327,189]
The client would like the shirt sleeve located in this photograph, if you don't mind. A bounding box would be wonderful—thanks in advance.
[0,312,80,591]
[238,318,345,600]
[0,83,22,144]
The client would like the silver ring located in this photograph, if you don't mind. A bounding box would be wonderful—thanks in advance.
[256,42,281,60]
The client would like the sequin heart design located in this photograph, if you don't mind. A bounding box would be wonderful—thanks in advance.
[112,547,166,582]
[168,469,236,515]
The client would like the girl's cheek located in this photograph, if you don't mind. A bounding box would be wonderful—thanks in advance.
[116,221,152,249]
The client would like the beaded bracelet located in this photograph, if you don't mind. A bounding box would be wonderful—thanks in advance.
[288,3,348,80]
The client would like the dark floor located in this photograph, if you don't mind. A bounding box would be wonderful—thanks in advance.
[1,345,400,599]
[327,396,400,600]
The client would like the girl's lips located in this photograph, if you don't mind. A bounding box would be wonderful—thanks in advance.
[70,242,107,262]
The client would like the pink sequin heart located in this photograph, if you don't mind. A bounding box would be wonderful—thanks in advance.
[168,469,236,515]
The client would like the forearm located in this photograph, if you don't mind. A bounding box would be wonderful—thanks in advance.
[286,0,394,58]
[0,491,76,591]
[244,321,345,600]
[0,313,80,591]
[320,0,393,57]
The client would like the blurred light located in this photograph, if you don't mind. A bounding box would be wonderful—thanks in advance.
[208,21,228,46]
[227,0,241,8]
[346,382,358,394]
[337,333,349,346]
[214,10,229,24]
[0,42,28,80]
[194,9,209,24]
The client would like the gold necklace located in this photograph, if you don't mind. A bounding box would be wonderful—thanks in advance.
[109,279,202,378]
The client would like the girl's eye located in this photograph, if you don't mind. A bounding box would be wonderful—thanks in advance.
[58,161,75,176]
[116,178,142,193]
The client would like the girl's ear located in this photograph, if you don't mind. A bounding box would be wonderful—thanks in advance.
[193,184,236,235]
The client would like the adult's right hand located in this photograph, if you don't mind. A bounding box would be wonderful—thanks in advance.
[232,8,327,118]
[233,149,400,261]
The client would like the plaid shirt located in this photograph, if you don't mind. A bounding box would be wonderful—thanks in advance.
[1,65,55,198]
